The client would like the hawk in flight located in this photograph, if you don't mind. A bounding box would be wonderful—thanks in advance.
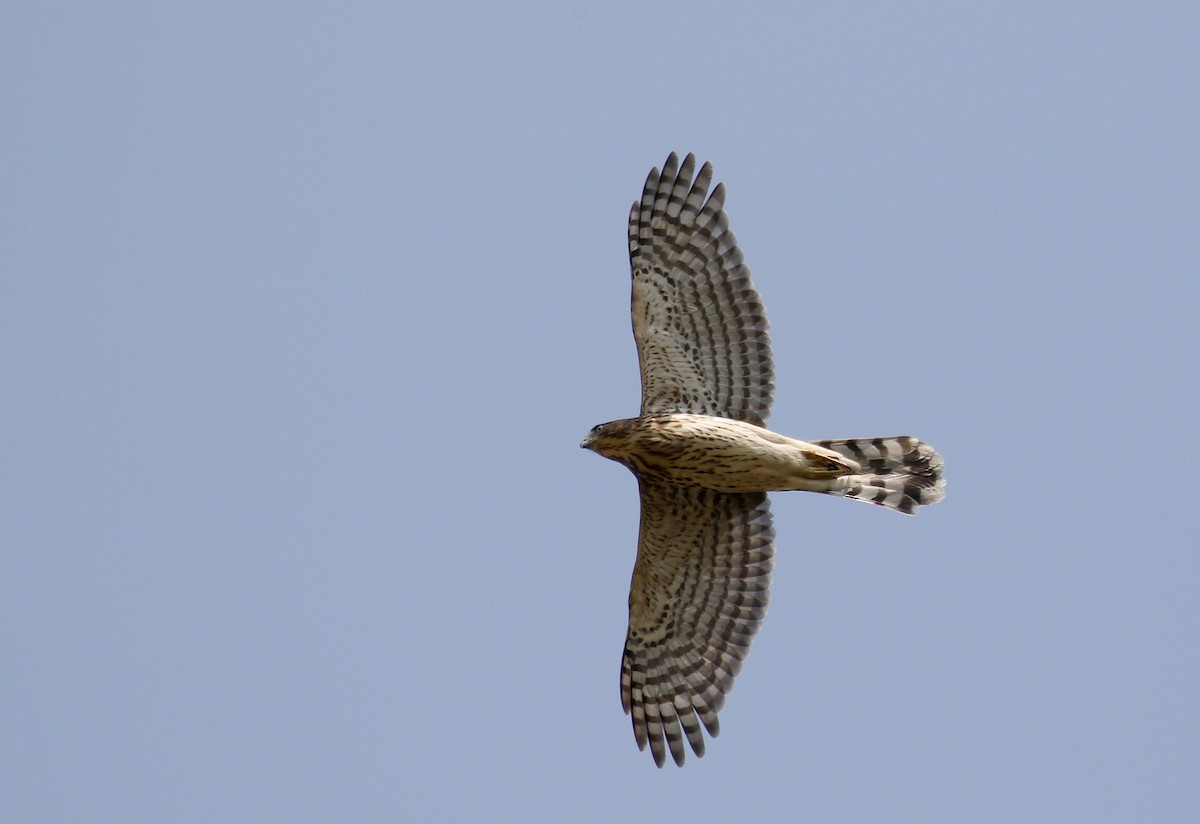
[581,153,945,767]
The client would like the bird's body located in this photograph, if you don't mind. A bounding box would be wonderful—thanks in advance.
[584,413,846,492]
[585,413,943,512]
[582,153,945,767]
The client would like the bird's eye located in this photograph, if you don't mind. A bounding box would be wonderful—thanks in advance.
[826,461,841,471]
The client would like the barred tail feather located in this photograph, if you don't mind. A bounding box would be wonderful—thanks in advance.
[815,436,945,515]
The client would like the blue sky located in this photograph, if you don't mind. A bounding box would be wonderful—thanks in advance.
[3,2,1198,821]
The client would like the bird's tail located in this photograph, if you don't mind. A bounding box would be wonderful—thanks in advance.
[815,436,945,515]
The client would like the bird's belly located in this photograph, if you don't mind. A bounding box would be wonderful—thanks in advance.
[623,416,814,493]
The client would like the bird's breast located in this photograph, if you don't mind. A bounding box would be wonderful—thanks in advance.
[613,414,811,493]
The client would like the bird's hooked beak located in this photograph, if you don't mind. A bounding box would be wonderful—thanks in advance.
[580,423,607,451]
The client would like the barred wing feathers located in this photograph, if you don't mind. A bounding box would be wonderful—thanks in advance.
[629,152,774,426]
[622,481,775,767]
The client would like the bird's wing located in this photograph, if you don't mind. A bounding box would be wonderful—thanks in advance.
[622,479,775,767]
[629,152,774,426]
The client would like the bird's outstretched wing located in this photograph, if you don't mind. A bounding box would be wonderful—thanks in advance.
[628,152,774,426]
[622,480,775,767]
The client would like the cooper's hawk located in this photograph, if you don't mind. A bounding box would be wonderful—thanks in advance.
[581,153,945,767]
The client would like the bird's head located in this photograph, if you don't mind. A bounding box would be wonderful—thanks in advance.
[579,421,609,451]
[580,419,632,459]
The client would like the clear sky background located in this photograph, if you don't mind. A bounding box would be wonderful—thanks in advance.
[4,2,1198,821]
